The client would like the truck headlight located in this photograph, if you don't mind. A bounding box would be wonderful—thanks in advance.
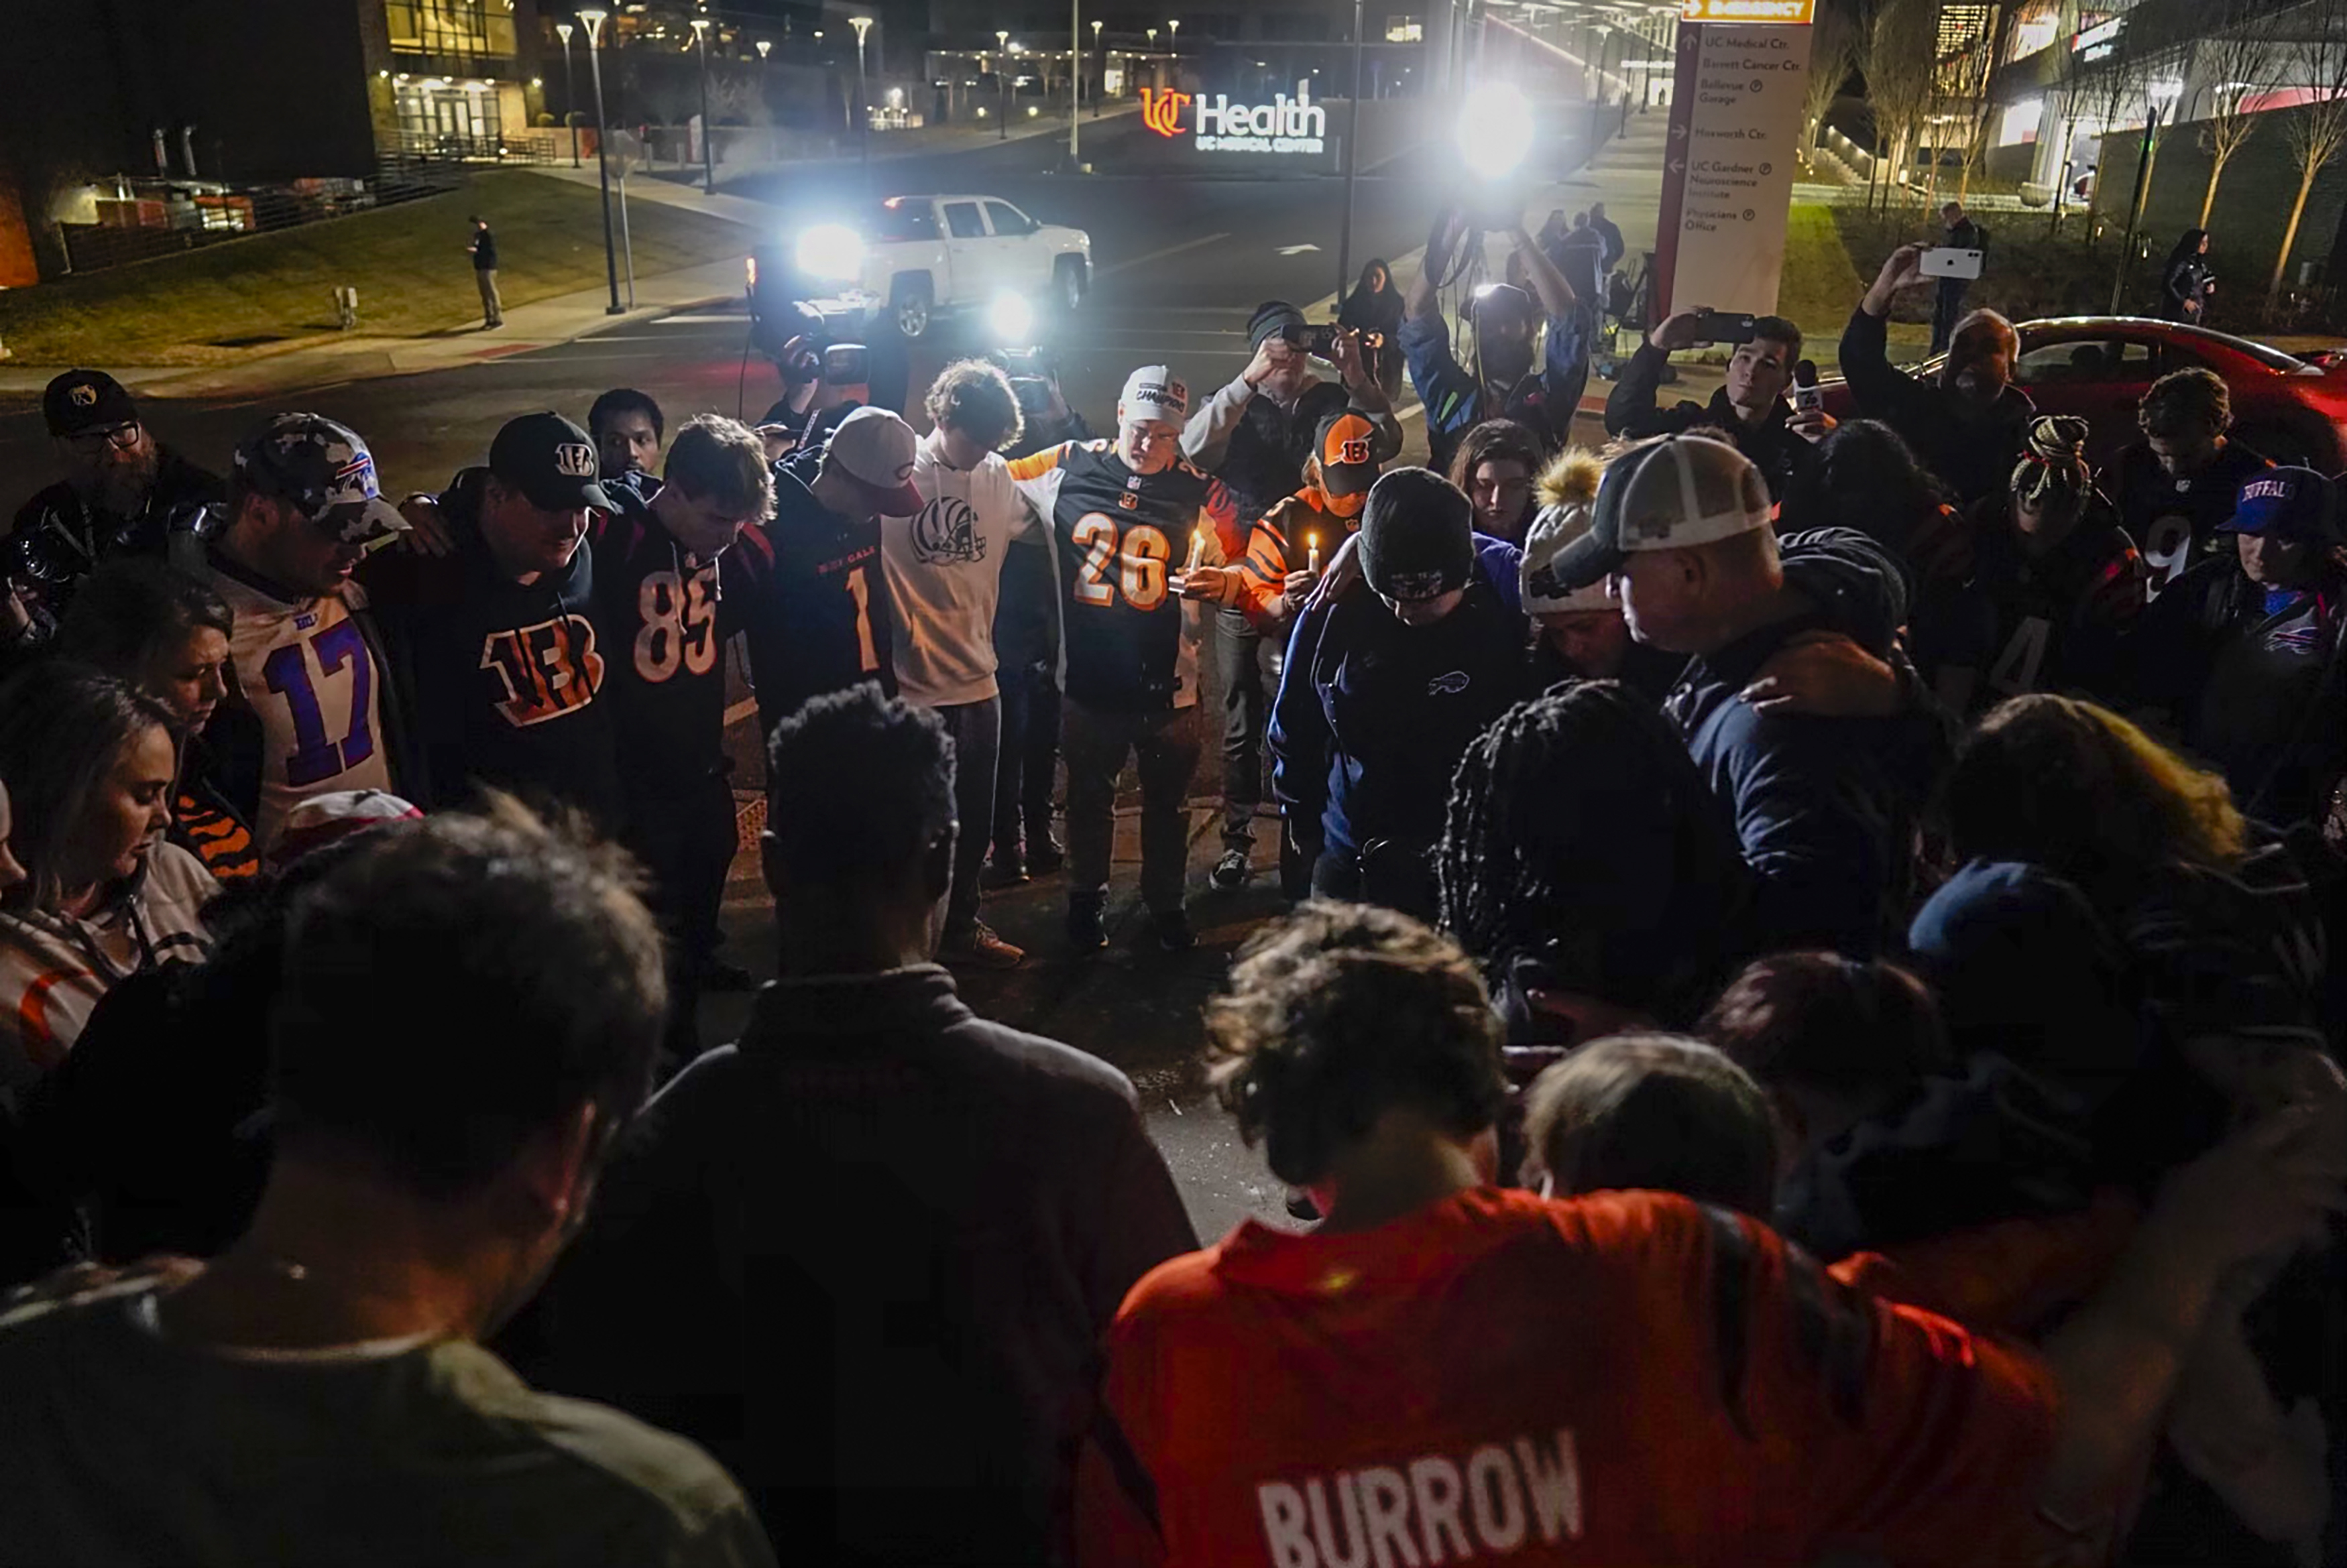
[796,224,865,283]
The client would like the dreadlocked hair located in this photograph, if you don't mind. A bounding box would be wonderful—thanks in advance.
[1438,679,1745,1012]
[1207,902,1505,1188]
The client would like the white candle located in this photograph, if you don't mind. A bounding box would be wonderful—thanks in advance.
[1307,533,1320,573]
[1185,528,1204,572]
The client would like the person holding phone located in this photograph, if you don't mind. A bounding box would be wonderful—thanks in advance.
[1180,302,1401,894]
[1930,201,1986,353]
[1605,309,1824,501]
[1843,244,2036,505]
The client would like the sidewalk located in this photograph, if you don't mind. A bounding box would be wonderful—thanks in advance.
[0,254,747,402]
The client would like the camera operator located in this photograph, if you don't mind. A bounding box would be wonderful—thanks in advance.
[1400,207,1592,477]
[755,306,864,461]
[1605,310,1826,502]
[1180,303,1401,894]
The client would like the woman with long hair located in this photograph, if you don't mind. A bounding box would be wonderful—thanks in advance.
[0,666,214,1091]
[2161,228,2215,322]
[1338,256,1404,396]
[55,558,259,881]
[1445,417,1543,544]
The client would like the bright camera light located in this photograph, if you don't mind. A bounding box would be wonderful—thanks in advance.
[987,290,1035,343]
[795,223,865,282]
[1456,82,1535,179]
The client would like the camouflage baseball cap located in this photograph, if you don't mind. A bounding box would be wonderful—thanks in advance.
[234,413,409,544]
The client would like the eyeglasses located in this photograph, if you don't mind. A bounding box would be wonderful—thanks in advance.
[64,422,141,452]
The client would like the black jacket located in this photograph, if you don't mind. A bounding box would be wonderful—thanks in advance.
[1602,341,1819,502]
[1838,307,2036,505]
[5,449,223,632]
[516,966,1197,1567]
[362,467,622,827]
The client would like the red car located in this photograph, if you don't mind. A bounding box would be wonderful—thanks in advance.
[1821,316,2347,473]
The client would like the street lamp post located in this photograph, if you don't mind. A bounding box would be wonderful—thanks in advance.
[997,31,1011,139]
[1337,0,1364,304]
[1070,0,1082,165]
[850,16,874,163]
[1167,17,1179,62]
[2112,78,2182,313]
[555,23,579,166]
[690,17,714,194]
[577,9,623,314]
[1091,18,1104,114]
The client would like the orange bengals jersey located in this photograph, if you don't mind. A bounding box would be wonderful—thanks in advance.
[1077,1187,2057,1568]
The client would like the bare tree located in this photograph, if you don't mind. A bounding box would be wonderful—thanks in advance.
[2269,0,2347,306]
[2077,41,2147,248]
[1802,0,1859,173]
[1862,0,1939,213]
[1951,5,2017,200]
[2193,4,2283,227]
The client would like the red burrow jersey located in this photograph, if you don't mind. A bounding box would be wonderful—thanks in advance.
[1076,1187,2059,1568]
[1005,441,1245,712]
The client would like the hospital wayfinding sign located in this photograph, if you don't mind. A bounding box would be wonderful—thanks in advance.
[1652,9,1813,318]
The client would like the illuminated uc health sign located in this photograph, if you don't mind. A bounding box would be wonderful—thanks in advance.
[1141,79,1327,154]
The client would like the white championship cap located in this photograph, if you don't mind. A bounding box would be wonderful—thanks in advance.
[1118,365,1190,426]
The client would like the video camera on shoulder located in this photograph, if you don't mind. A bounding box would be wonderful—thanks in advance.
[995,343,1060,418]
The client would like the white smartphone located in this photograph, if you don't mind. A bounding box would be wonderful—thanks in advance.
[1919,247,1984,281]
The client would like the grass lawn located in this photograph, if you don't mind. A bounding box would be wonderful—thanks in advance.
[1776,201,1935,370]
[0,170,752,367]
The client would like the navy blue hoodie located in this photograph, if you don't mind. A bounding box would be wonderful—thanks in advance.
[1664,528,1949,959]
[1269,558,1528,856]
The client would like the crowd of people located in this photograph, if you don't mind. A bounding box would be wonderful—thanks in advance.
[0,208,2343,1568]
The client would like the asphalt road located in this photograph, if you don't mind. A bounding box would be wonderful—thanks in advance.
[0,123,1591,1242]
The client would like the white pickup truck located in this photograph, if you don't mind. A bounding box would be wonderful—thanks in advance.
[783,193,1093,341]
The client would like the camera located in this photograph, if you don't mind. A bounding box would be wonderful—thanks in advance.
[823,343,869,386]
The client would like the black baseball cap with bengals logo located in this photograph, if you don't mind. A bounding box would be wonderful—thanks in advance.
[1315,410,1381,518]
[490,411,616,512]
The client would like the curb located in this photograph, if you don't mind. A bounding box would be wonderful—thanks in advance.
[0,284,744,402]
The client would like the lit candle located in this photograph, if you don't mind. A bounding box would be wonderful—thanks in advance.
[1185,527,1204,572]
[1307,532,1320,573]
